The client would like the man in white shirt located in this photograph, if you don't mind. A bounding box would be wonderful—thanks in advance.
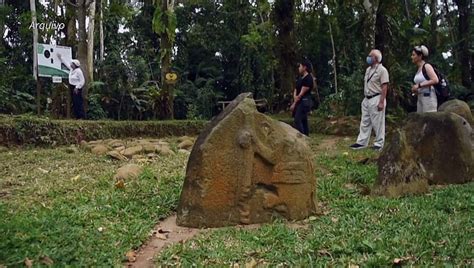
[350,49,389,151]
[58,54,86,119]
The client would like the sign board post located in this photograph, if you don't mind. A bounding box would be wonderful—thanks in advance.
[36,44,72,118]
[52,76,62,83]
[37,43,72,80]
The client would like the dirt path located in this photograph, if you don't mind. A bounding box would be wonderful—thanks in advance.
[126,215,310,267]
[126,216,265,267]
[126,215,200,268]
[314,135,347,151]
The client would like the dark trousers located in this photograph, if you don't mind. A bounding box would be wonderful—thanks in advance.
[70,84,85,119]
[293,98,312,136]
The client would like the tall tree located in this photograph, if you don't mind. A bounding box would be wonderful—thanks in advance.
[153,0,177,119]
[66,0,91,113]
[30,0,40,115]
[363,0,379,50]
[87,0,96,82]
[328,22,338,94]
[273,0,297,103]
[429,0,438,54]
[99,0,104,62]
[454,0,472,88]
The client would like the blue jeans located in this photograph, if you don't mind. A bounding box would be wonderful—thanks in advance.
[293,97,312,136]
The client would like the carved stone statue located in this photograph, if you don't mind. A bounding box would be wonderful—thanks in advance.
[177,93,317,228]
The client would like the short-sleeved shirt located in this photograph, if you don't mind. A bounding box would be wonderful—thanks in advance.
[296,74,313,98]
[364,64,389,96]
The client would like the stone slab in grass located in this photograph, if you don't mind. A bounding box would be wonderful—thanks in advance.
[374,112,474,197]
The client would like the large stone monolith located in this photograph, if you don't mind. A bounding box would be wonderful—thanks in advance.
[374,112,474,197]
[177,93,317,228]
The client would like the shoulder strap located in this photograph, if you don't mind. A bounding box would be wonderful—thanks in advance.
[421,63,429,81]
[422,63,440,82]
[366,65,380,83]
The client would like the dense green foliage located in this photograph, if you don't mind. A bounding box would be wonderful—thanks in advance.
[0,1,472,119]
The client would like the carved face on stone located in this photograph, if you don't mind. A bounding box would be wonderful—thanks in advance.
[238,130,252,149]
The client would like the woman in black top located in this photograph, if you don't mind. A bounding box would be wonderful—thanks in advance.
[291,59,314,136]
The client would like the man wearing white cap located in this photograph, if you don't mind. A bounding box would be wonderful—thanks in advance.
[58,54,86,119]
[350,49,389,151]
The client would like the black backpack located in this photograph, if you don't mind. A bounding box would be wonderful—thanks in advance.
[422,63,451,105]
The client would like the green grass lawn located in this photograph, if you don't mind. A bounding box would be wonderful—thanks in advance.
[0,135,473,267]
[155,136,474,267]
[0,141,187,266]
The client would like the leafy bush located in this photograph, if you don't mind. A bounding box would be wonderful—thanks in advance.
[87,93,108,120]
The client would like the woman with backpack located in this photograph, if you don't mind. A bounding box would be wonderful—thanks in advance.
[411,45,439,112]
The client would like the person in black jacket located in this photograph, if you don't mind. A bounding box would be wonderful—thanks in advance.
[291,59,314,136]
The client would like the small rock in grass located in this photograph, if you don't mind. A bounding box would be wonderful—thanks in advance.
[157,146,175,156]
[122,145,143,158]
[88,140,103,145]
[107,151,128,161]
[143,144,157,154]
[114,164,143,180]
[177,136,192,143]
[137,139,153,145]
[108,139,124,148]
[91,144,109,155]
[114,146,126,152]
[178,139,194,150]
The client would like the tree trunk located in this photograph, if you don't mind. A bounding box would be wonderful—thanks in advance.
[454,0,471,88]
[375,1,389,61]
[471,52,474,90]
[429,0,438,55]
[403,0,411,20]
[328,22,338,94]
[363,0,379,50]
[0,1,5,38]
[87,0,96,82]
[158,0,175,119]
[30,0,40,115]
[272,0,297,107]
[76,0,89,115]
[419,0,427,25]
[99,0,104,62]
[442,0,457,60]
[64,1,77,119]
